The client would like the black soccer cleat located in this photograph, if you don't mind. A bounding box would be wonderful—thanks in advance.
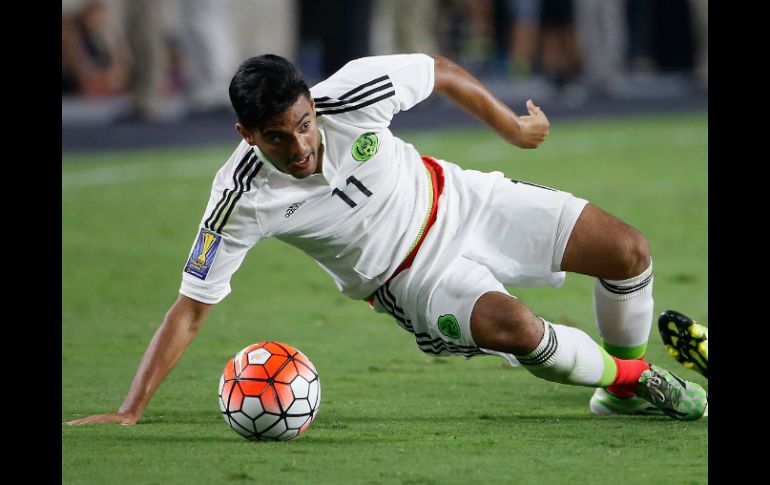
[658,310,708,378]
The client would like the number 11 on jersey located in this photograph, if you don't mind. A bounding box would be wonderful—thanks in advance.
[332,176,372,208]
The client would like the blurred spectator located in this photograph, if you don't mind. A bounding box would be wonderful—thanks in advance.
[494,0,582,94]
[370,0,439,70]
[370,0,439,57]
[505,0,542,78]
[298,0,374,78]
[63,0,706,128]
[652,0,694,72]
[538,0,581,91]
[574,0,626,97]
[436,0,496,73]
[626,0,655,75]
[436,0,465,60]
[392,0,440,54]
[229,0,298,69]
[62,0,132,96]
[172,0,239,114]
[122,0,170,121]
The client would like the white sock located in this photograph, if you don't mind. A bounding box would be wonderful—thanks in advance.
[593,259,654,359]
[514,319,615,387]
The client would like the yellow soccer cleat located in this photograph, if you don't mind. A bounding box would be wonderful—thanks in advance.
[658,310,708,378]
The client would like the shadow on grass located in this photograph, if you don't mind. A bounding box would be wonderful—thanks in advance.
[315,413,669,425]
[63,410,222,426]
[66,434,237,444]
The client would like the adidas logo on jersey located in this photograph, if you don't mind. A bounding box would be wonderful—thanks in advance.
[285,201,305,218]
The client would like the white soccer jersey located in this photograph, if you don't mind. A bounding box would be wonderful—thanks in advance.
[180,54,436,304]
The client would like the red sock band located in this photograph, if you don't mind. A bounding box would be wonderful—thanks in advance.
[606,356,650,399]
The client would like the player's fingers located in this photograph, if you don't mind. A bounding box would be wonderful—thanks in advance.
[526,99,540,114]
[66,416,95,425]
[67,414,132,425]
[66,415,112,425]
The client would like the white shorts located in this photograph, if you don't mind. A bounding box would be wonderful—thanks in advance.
[371,159,588,361]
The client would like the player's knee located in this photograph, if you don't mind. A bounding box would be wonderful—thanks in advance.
[620,229,651,278]
[470,292,543,355]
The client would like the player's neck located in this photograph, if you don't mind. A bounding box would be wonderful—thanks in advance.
[314,135,325,175]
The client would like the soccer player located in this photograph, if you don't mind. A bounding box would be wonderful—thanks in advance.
[67,53,707,426]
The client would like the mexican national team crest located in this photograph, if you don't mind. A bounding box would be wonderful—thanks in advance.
[184,228,222,280]
[438,314,461,339]
[351,132,379,161]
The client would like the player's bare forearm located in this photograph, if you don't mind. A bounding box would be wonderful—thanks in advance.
[432,55,549,149]
[67,294,212,425]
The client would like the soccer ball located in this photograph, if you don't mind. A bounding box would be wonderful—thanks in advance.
[218,341,321,441]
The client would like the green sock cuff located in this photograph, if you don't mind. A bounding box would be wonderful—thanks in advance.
[602,341,648,360]
[597,347,617,387]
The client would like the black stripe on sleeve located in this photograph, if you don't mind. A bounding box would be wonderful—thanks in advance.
[339,75,389,100]
[215,159,263,234]
[315,82,394,109]
[204,151,253,230]
[204,188,230,231]
[316,90,396,116]
[214,155,256,232]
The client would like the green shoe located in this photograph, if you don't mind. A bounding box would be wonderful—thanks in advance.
[636,364,708,420]
[589,388,663,416]
[658,310,708,378]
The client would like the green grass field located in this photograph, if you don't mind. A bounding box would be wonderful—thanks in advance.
[62,112,708,484]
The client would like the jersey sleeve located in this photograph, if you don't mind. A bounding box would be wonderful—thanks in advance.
[311,53,435,127]
[179,144,264,304]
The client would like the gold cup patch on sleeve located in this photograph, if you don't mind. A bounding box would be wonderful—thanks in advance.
[184,229,222,279]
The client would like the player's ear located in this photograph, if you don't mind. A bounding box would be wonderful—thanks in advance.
[235,123,256,145]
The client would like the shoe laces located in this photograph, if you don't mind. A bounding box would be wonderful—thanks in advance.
[643,372,680,408]
[645,375,666,402]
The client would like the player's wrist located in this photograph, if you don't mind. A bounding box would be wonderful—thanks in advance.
[501,116,523,146]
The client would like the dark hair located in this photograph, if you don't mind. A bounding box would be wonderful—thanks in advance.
[229,54,310,132]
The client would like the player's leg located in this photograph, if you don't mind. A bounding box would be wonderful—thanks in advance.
[391,253,625,391]
[464,180,654,375]
[558,204,663,412]
[455,174,703,417]
[469,290,707,420]
[389,165,705,418]
[561,203,654,364]
[382,249,706,421]
[562,206,709,380]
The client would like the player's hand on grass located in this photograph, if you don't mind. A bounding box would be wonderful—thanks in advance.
[513,99,550,149]
[66,412,139,426]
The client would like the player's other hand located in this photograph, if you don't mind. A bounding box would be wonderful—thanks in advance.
[514,99,550,149]
[66,412,139,426]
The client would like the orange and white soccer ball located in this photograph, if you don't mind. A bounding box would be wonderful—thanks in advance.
[219,342,321,441]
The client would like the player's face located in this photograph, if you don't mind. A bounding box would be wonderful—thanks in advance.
[248,95,323,179]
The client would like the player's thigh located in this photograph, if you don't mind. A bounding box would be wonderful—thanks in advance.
[376,256,508,357]
[464,177,588,286]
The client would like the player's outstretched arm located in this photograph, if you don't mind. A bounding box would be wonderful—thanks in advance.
[66,294,212,425]
[432,55,549,149]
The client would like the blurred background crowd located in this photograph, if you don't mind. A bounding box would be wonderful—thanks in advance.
[62,0,706,127]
